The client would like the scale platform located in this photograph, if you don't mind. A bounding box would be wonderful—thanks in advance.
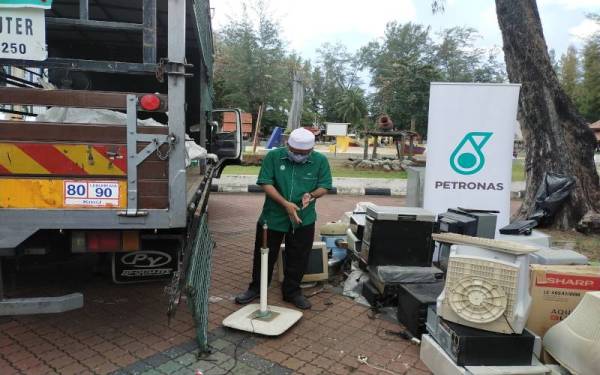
[222,303,303,336]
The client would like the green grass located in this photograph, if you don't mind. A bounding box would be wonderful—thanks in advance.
[512,159,525,182]
[542,229,600,262]
[222,165,407,179]
[331,168,407,178]
[223,160,526,180]
[222,165,261,175]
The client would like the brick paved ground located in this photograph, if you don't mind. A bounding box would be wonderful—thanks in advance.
[0,194,523,374]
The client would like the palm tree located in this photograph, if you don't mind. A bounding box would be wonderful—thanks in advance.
[335,88,368,127]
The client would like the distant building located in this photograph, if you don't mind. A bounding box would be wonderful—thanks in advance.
[222,112,253,139]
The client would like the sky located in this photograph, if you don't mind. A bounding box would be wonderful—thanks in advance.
[210,0,600,62]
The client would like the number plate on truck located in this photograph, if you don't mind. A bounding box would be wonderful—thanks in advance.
[64,180,121,207]
[0,6,47,61]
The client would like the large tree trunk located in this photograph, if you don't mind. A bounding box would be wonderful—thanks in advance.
[287,72,304,131]
[496,0,600,229]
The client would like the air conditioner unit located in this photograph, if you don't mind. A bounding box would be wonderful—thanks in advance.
[434,233,539,334]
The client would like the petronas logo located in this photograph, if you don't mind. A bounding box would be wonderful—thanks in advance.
[450,132,493,175]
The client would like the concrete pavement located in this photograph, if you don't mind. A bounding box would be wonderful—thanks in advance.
[1,194,436,375]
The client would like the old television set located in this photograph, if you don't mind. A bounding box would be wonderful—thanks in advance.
[434,234,538,334]
[436,208,498,272]
[438,210,477,236]
[277,242,328,283]
[438,208,497,238]
[361,206,436,268]
[349,212,367,240]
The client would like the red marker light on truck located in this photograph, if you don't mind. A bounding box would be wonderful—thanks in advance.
[140,94,161,111]
[87,231,121,252]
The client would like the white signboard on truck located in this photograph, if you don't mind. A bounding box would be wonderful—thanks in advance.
[0,4,48,61]
[423,83,521,230]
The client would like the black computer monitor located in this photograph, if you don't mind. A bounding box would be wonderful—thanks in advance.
[438,211,478,236]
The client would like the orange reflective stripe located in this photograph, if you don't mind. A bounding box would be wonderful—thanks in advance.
[55,145,126,176]
[0,143,127,176]
[18,143,87,175]
[91,145,127,174]
[0,144,49,174]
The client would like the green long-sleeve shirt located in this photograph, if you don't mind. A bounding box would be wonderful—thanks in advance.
[257,147,332,232]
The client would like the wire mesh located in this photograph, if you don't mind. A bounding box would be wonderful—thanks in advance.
[184,212,215,353]
[166,164,215,352]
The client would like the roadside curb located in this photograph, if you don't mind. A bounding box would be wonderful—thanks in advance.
[211,184,526,198]
[211,184,395,196]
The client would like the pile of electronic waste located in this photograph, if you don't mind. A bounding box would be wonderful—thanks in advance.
[337,202,600,375]
[273,221,351,288]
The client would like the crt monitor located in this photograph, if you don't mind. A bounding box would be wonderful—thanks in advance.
[438,208,498,239]
[436,209,485,272]
[277,242,328,283]
[438,211,478,236]
[435,208,498,272]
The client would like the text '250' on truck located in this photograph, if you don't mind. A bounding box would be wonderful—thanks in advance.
[0,0,243,314]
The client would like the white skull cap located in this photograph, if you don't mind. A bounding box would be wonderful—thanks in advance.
[288,128,315,150]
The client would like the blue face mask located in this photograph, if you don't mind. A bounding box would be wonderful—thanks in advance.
[287,150,310,164]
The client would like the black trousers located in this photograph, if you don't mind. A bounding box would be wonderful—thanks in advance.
[248,222,315,298]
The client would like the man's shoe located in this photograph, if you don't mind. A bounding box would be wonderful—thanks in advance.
[235,289,259,305]
[283,294,312,310]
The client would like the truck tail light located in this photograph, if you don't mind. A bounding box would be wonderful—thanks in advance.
[87,231,121,252]
[139,94,161,111]
[122,231,140,252]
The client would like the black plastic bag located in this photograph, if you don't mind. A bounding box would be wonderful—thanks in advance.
[527,172,576,224]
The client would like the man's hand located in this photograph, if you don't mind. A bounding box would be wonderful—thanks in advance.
[302,193,314,209]
[284,201,302,225]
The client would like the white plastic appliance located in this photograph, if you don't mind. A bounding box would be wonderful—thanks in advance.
[433,233,539,334]
[543,291,600,375]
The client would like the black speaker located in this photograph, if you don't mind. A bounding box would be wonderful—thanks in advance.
[396,282,444,338]
[361,281,397,308]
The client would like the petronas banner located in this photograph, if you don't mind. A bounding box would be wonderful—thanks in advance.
[0,0,53,9]
[423,83,521,230]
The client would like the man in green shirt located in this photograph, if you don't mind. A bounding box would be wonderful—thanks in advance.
[235,128,332,309]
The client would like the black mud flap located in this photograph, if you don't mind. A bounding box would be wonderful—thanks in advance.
[112,248,179,284]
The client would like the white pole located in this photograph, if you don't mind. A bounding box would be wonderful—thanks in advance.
[259,224,269,314]
[260,247,268,314]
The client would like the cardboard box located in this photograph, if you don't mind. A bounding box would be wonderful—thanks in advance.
[526,265,600,338]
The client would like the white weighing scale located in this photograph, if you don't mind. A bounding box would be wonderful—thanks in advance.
[222,224,303,336]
